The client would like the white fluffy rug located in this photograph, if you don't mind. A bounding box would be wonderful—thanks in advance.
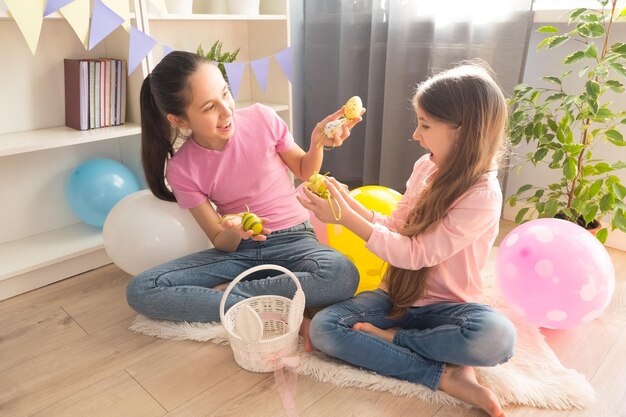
[129,268,596,410]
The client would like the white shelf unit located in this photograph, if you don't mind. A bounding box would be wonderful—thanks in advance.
[0,0,293,300]
[0,1,145,301]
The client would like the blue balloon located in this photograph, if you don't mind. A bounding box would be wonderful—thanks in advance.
[65,158,141,228]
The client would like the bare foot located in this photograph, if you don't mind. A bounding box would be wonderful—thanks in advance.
[300,317,317,352]
[352,322,399,343]
[438,364,505,417]
[212,282,228,291]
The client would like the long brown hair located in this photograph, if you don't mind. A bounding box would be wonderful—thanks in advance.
[386,60,508,319]
[139,51,213,201]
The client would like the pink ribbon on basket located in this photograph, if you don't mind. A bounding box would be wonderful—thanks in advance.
[266,353,300,417]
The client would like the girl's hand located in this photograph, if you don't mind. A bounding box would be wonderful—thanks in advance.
[311,107,366,150]
[298,179,351,225]
[221,216,272,241]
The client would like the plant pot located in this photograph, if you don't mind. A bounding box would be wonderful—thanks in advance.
[194,0,228,14]
[227,0,259,15]
[165,0,193,14]
[555,213,601,236]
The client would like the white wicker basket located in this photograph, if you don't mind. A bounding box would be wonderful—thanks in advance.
[219,264,306,373]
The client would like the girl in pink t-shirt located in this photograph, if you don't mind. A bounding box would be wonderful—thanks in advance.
[300,61,516,417]
[127,51,363,350]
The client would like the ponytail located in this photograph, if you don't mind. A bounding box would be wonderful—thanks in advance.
[139,51,211,202]
[140,74,176,201]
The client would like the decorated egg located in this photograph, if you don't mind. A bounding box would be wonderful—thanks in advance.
[242,212,263,235]
[307,173,330,199]
[323,119,346,138]
[344,96,363,120]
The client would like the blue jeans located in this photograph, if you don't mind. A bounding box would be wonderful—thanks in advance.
[309,289,516,390]
[126,222,359,323]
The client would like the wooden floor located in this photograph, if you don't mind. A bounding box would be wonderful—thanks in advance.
[1,220,625,417]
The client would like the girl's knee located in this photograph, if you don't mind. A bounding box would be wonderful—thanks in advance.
[468,314,516,365]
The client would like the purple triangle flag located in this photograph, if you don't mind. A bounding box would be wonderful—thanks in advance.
[250,57,270,93]
[44,0,74,16]
[163,45,174,57]
[224,62,246,101]
[89,0,124,50]
[274,47,292,83]
[128,26,157,75]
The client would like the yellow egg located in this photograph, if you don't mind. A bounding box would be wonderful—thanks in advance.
[344,96,363,120]
[242,212,263,235]
[307,173,329,198]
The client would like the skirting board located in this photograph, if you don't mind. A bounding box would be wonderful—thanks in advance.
[0,249,111,301]
[502,206,626,251]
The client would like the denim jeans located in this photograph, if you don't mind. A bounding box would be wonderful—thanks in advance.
[309,289,516,390]
[126,222,359,323]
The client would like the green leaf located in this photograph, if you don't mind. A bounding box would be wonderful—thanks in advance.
[612,161,626,169]
[596,228,608,243]
[517,184,533,193]
[565,50,586,65]
[563,157,577,180]
[547,118,558,132]
[546,92,566,101]
[606,129,625,145]
[537,26,559,33]
[569,8,587,21]
[537,36,555,50]
[614,213,626,233]
[584,43,598,59]
[606,80,625,93]
[544,200,559,218]
[548,35,570,49]
[533,148,549,162]
[600,193,615,211]
[588,179,603,197]
[610,62,626,78]
[595,162,613,173]
[515,207,529,224]
[585,80,600,97]
[583,205,598,225]
[613,183,626,201]
[576,22,605,38]
[611,43,626,54]
[542,76,562,85]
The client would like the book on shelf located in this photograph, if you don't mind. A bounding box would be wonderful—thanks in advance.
[63,58,127,131]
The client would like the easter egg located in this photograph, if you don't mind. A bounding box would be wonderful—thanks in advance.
[344,96,363,120]
[242,212,263,235]
[307,173,329,199]
[323,119,345,137]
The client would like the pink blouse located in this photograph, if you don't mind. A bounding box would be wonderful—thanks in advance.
[366,155,502,306]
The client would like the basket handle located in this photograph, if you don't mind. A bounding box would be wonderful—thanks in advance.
[219,264,304,324]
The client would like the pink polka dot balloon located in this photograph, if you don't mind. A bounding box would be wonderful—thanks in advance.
[496,218,615,329]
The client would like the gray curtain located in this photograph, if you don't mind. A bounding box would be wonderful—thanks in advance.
[304,0,533,192]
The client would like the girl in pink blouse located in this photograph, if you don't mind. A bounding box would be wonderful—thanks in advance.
[299,61,516,417]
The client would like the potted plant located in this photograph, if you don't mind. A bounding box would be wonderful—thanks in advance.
[506,0,626,243]
[196,40,240,86]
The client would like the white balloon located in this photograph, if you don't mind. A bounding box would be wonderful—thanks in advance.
[103,189,212,275]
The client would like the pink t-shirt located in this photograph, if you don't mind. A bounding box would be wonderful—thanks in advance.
[366,154,502,306]
[166,104,309,231]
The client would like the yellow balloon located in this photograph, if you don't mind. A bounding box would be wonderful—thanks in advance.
[328,186,403,294]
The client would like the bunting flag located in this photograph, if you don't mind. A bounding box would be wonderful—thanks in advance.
[60,0,90,49]
[250,57,270,92]
[224,62,246,101]
[5,0,45,55]
[44,0,73,16]
[88,0,124,50]
[103,0,131,31]
[274,47,292,83]
[128,26,157,75]
[163,45,174,57]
